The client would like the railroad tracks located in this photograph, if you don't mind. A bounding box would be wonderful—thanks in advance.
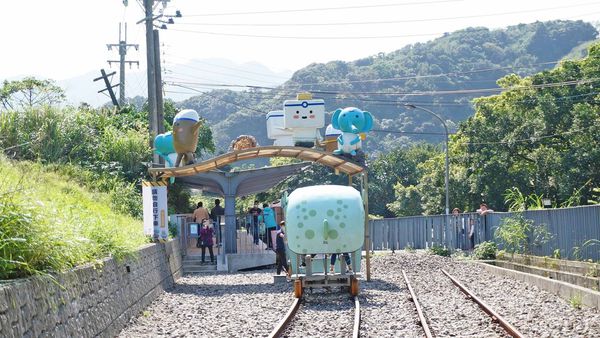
[403,269,524,338]
[268,296,360,338]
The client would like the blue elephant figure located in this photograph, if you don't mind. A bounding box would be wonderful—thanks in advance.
[331,107,373,156]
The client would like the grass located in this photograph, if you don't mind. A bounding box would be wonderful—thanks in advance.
[569,293,583,309]
[0,156,147,280]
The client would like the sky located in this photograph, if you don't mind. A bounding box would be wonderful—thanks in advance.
[1,0,599,83]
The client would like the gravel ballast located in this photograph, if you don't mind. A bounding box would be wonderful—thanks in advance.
[119,252,600,337]
[283,292,354,337]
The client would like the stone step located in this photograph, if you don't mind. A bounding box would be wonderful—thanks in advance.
[182,261,216,267]
[184,254,220,261]
[184,265,217,273]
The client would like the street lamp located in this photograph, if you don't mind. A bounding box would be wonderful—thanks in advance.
[404,104,450,215]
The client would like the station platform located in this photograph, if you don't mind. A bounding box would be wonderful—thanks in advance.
[182,227,275,273]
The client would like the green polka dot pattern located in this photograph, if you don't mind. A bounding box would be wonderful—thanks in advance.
[285,185,365,255]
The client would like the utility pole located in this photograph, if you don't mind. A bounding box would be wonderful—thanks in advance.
[93,69,119,107]
[137,0,180,164]
[143,0,159,164]
[107,23,139,106]
[154,29,165,134]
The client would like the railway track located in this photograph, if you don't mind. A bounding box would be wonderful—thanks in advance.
[402,269,524,338]
[268,295,360,338]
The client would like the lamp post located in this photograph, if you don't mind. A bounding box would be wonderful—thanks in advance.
[404,104,450,215]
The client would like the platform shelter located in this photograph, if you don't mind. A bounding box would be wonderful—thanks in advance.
[149,146,368,274]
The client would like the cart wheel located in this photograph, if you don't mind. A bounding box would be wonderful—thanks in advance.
[294,279,303,298]
[350,277,359,296]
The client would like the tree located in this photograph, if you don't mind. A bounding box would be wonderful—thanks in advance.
[369,144,437,217]
[447,42,600,210]
[0,77,65,112]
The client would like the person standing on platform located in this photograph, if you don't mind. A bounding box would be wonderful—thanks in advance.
[248,201,262,245]
[260,203,277,250]
[193,202,210,248]
[211,199,225,246]
[199,221,215,263]
[275,221,289,276]
[193,202,210,224]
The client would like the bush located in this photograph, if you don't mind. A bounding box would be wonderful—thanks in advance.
[494,214,553,255]
[428,244,451,257]
[473,241,497,260]
[0,157,147,280]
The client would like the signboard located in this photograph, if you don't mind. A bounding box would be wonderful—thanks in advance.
[189,223,199,236]
[142,181,168,240]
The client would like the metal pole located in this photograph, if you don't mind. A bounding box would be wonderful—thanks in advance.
[404,104,450,215]
[119,27,126,106]
[153,29,165,135]
[144,0,159,164]
[99,69,119,107]
[364,173,371,281]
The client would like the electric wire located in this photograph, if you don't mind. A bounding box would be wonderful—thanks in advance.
[166,10,600,40]
[167,28,443,40]
[179,2,599,27]
[163,62,286,84]
[461,126,594,145]
[164,54,290,80]
[170,83,265,113]
[164,77,600,97]
[183,0,463,17]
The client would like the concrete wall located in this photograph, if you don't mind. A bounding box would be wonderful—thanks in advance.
[225,252,275,272]
[0,240,182,338]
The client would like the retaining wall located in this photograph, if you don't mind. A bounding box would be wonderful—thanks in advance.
[0,240,182,338]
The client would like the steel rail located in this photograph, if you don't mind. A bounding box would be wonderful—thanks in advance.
[352,296,361,338]
[402,270,433,338]
[441,269,524,338]
[268,297,301,338]
[269,296,360,338]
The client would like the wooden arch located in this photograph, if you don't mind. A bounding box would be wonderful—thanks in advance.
[148,146,365,178]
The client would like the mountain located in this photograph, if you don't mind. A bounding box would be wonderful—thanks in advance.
[56,58,292,107]
[177,20,598,154]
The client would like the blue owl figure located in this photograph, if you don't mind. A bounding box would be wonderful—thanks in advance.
[331,107,373,156]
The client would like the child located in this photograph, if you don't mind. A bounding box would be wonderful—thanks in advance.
[330,253,353,274]
[199,220,214,263]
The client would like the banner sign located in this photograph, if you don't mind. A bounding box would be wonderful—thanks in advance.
[142,181,168,240]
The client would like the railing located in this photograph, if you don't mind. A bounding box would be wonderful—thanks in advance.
[369,204,600,261]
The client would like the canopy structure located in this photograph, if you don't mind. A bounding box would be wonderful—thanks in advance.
[178,162,311,197]
[148,146,365,179]
[148,146,368,277]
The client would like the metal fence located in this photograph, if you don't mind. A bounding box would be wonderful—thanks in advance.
[369,204,600,261]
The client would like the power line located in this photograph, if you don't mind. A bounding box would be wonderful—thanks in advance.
[164,53,290,80]
[289,61,562,86]
[164,58,567,88]
[164,77,600,97]
[183,0,463,17]
[164,62,284,84]
[372,129,455,136]
[462,126,593,145]
[179,2,599,26]
[170,83,265,113]
[166,10,600,40]
[167,27,443,40]
[164,80,599,110]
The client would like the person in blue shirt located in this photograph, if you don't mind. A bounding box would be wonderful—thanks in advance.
[260,203,277,250]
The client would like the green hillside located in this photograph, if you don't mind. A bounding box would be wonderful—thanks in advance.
[178,20,598,153]
[0,156,147,279]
